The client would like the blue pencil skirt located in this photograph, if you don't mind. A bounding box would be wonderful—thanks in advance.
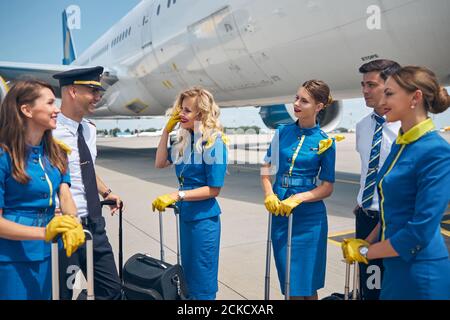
[271,209,328,296]
[0,257,52,300]
[180,215,221,300]
[381,257,450,300]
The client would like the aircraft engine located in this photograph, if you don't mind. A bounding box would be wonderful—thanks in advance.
[259,101,343,132]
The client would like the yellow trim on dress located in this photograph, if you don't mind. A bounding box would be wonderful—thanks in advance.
[396,118,435,145]
[379,145,405,241]
[289,135,306,176]
[38,155,54,207]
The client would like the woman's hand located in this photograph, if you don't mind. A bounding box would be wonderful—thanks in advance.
[341,238,370,264]
[164,110,181,133]
[44,215,79,242]
[62,223,85,257]
[152,193,178,212]
[264,194,281,215]
[278,195,303,217]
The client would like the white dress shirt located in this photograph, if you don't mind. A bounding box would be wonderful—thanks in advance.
[54,113,97,218]
[356,112,400,211]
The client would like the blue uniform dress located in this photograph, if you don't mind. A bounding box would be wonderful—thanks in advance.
[377,119,450,300]
[168,133,228,300]
[0,144,71,300]
[264,122,335,296]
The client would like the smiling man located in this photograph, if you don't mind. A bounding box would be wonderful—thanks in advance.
[354,59,401,300]
[52,67,123,300]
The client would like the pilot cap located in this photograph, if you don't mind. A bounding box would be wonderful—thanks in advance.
[53,66,105,91]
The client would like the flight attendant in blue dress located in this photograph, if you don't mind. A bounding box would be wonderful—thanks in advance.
[342,66,450,299]
[0,80,85,300]
[152,87,228,300]
[261,80,337,300]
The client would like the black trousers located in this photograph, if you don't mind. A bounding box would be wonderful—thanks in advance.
[355,206,384,300]
[59,216,122,300]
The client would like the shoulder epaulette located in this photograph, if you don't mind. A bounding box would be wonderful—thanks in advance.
[205,132,229,149]
[53,138,72,155]
[317,135,345,155]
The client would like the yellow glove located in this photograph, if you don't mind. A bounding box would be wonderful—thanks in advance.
[62,223,86,257]
[152,194,177,212]
[341,238,370,264]
[279,196,302,217]
[264,194,281,215]
[165,110,181,133]
[45,215,79,242]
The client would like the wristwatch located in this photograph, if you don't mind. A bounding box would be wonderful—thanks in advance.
[359,246,369,259]
[177,191,186,201]
[102,188,112,199]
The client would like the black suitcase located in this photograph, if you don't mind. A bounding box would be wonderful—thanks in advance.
[101,200,189,300]
[122,253,188,300]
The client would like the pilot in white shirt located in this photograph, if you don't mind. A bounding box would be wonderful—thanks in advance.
[54,113,97,218]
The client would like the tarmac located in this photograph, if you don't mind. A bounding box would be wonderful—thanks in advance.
[88,132,450,300]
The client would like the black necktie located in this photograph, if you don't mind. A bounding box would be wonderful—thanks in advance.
[78,124,101,220]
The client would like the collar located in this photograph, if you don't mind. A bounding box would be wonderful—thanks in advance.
[371,112,386,124]
[57,113,82,136]
[396,118,435,145]
[26,141,44,156]
[295,121,320,136]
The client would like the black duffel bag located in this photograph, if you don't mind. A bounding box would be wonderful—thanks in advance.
[122,253,189,300]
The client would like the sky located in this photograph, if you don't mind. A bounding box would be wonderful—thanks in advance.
[0,1,448,131]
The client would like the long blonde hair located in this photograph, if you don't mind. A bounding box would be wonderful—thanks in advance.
[168,87,223,162]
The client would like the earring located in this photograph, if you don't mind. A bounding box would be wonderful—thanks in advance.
[410,104,416,109]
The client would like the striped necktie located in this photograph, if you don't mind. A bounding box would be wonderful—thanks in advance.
[361,114,385,209]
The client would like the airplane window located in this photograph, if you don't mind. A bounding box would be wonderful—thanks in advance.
[173,0,176,4]
[157,4,160,15]
[167,0,171,8]
[128,27,131,36]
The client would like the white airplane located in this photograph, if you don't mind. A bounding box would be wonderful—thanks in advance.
[1,0,449,131]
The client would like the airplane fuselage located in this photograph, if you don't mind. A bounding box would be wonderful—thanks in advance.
[71,0,449,118]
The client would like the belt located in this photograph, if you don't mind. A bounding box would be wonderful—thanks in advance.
[280,175,316,188]
[358,206,379,219]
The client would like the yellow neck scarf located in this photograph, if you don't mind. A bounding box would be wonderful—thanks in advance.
[396,118,435,145]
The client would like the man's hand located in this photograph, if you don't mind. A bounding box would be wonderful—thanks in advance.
[104,192,122,215]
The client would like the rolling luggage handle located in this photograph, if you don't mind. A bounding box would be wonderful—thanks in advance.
[51,230,95,300]
[161,204,181,266]
[264,212,294,300]
[100,199,124,281]
[344,260,360,300]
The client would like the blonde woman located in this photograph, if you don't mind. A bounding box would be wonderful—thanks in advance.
[152,87,228,300]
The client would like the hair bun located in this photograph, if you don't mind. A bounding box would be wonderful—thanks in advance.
[430,87,450,114]
[326,95,333,108]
